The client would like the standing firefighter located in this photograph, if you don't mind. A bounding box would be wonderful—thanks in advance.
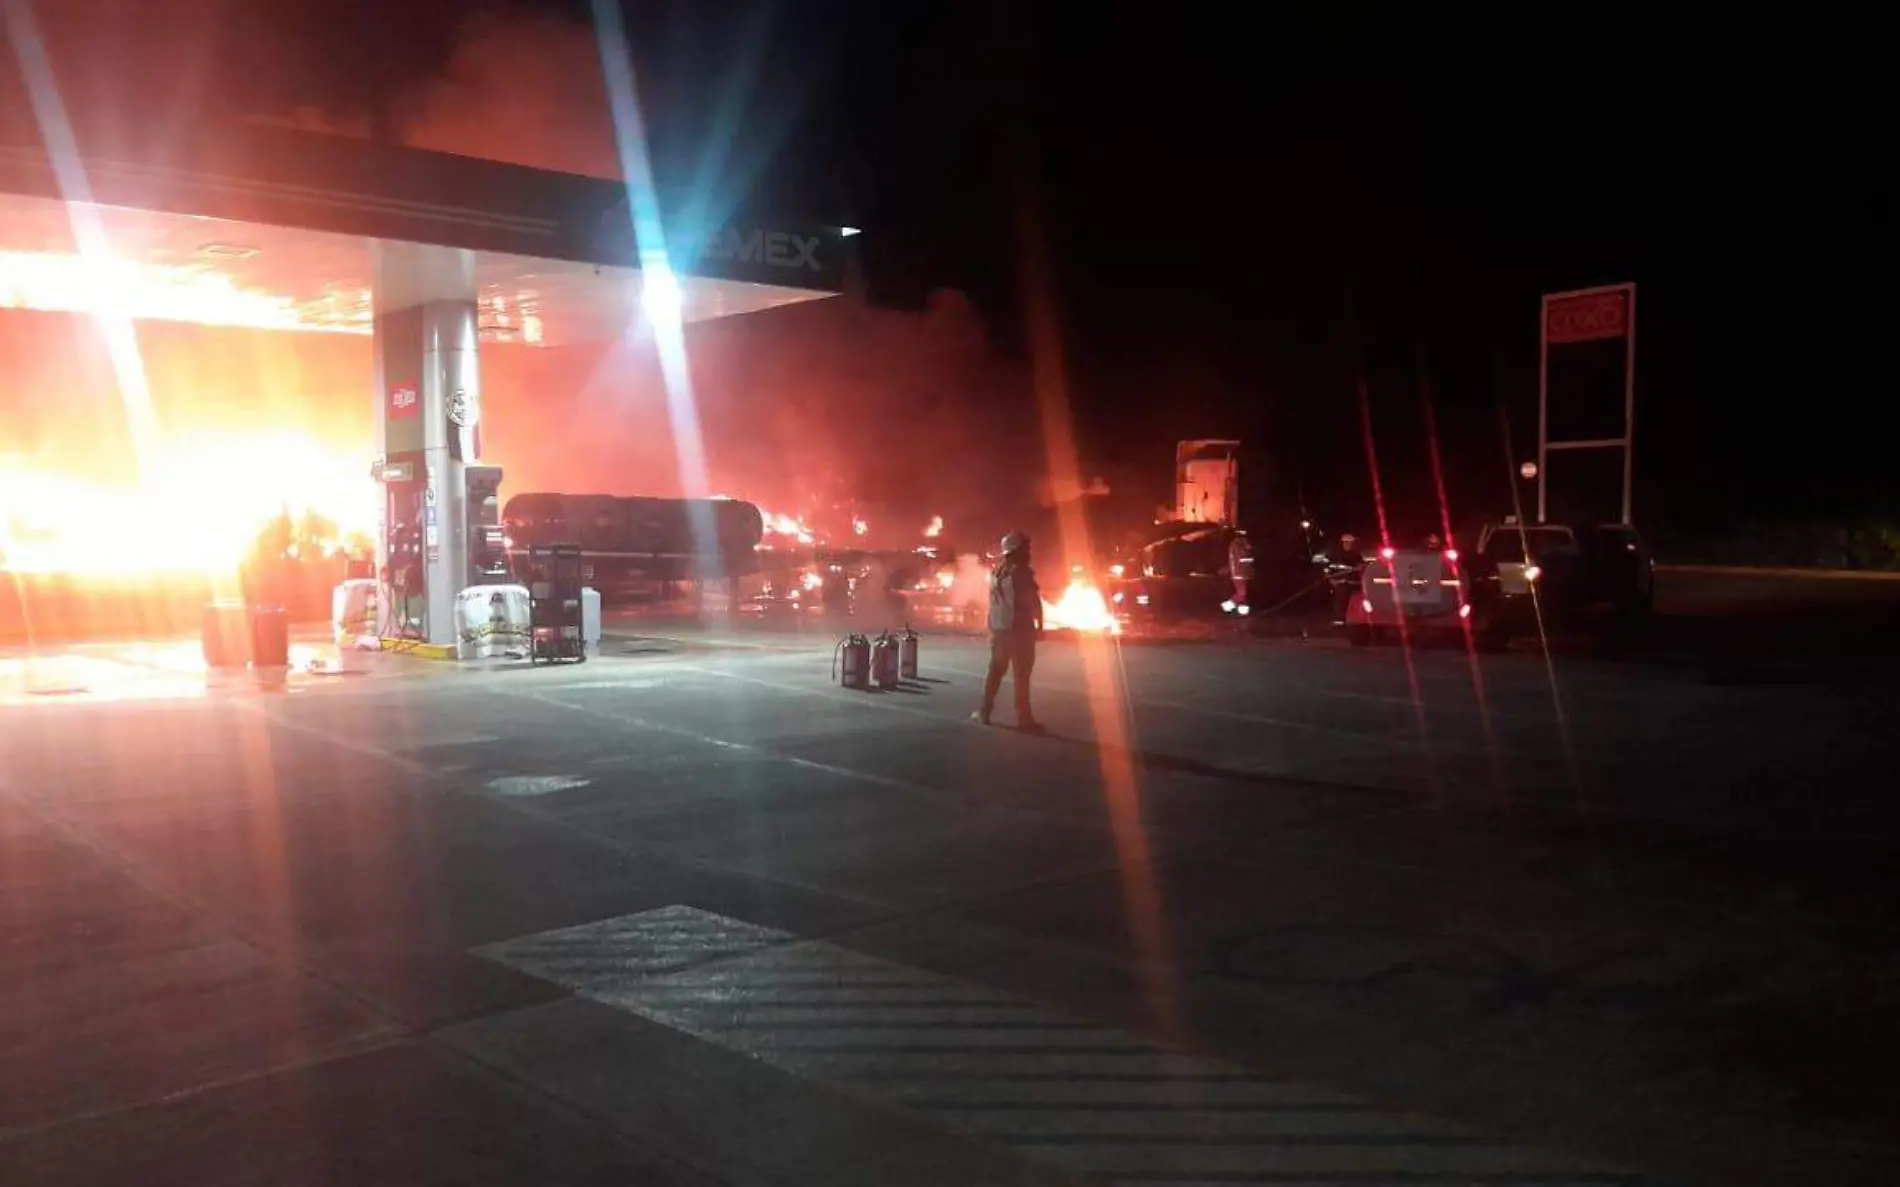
[1227,529,1255,614]
[1331,532,1365,626]
[976,532,1044,730]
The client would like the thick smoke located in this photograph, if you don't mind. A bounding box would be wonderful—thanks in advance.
[471,285,1043,545]
[383,10,1045,543]
[0,7,1049,565]
[395,11,622,179]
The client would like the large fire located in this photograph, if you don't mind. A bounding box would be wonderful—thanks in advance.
[758,508,815,545]
[0,432,375,576]
[938,555,1119,635]
[0,250,372,336]
[1043,577,1120,635]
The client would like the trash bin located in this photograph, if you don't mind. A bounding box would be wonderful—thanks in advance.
[249,603,290,668]
[202,601,250,669]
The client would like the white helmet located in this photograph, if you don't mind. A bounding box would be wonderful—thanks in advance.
[999,532,1029,555]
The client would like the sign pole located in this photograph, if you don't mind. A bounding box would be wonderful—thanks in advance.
[1537,282,1636,526]
[1537,293,1551,525]
[1620,284,1638,525]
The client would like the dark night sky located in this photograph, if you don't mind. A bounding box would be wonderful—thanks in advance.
[9,0,1894,535]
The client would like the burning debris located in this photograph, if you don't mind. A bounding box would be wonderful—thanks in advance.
[754,506,948,554]
[759,509,816,546]
[1043,574,1119,635]
[931,552,1119,636]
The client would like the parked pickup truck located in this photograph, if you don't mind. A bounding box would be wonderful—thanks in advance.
[1469,520,1655,648]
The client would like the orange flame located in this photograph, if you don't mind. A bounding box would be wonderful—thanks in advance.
[1042,578,1119,634]
[0,249,371,335]
[0,432,374,576]
[759,509,815,545]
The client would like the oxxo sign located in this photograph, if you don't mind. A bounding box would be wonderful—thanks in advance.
[1545,290,1629,344]
[1537,281,1637,526]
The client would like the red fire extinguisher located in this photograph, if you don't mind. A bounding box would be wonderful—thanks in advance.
[897,624,920,681]
[834,633,870,690]
[871,631,901,689]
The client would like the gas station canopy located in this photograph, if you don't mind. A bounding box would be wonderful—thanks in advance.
[0,118,850,340]
[0,115,853,652]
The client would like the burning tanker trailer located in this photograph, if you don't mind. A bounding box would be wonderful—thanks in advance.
[490,482,1129,636]
[500,493,766,598]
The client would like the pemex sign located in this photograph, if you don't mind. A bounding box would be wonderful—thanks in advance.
[592,196,831,282]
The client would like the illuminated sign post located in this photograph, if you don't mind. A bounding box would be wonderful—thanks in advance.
[1538,283,1636,524]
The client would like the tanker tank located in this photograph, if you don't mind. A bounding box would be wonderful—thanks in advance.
[501,493,764,587]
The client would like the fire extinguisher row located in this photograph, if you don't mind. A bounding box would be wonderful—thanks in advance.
[833,626,921,692]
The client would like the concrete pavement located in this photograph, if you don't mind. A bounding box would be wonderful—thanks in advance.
[3,620,1898,1186]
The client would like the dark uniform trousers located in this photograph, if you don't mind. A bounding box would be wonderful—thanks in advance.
[982,629,1037,719]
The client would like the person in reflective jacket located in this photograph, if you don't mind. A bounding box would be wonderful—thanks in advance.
[1227,530,1255,613]
[975,531,1044,730]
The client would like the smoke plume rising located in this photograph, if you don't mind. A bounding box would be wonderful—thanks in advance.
[376,9,1045,540]
[395,11,622,179]
[1,6,1049,565]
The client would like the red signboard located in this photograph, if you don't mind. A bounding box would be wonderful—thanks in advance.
[1545,290,1629,344]
[387,381,420,419]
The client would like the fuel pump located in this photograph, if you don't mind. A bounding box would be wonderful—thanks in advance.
[378,450,427,637]
[464,464,506,583]
[374,295,486,650]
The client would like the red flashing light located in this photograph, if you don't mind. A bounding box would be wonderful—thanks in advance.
[1443,549,1459,563]
[1380,547,1395,561]
[1458,602,1472,619]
